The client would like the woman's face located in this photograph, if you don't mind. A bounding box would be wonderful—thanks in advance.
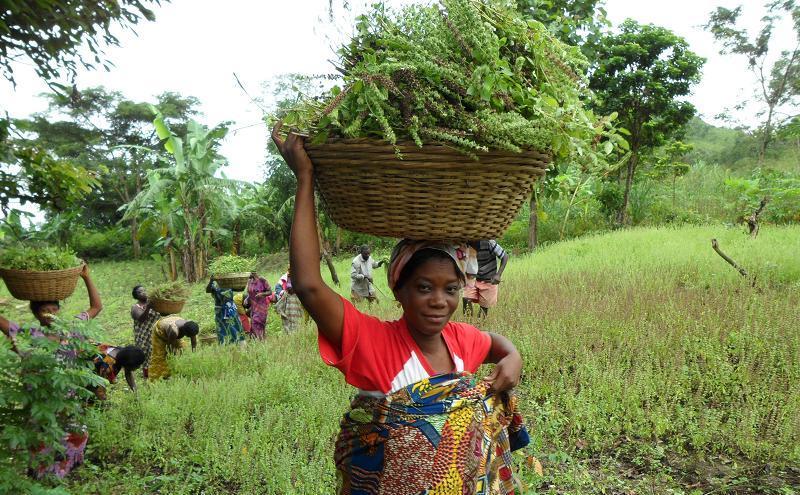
[394,257,461,337]
[134,286,147,300]
[34,303,61,327]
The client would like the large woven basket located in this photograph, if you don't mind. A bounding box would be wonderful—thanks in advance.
[0,265,82,301]
[215,273,250,291]
[151,298,186,315]
[305,139,550,240]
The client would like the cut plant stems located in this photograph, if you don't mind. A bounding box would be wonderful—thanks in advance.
[277,0,626,162]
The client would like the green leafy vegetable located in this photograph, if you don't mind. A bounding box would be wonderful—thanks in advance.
[150,281,190,302]
[0,244,80,271]
[208,255,256,275]
[279,0,615,161]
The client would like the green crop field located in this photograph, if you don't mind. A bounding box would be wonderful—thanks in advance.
[2,225,798,494]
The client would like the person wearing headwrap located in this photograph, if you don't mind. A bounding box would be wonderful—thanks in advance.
[271,123,526,494]
[463,239,509,318]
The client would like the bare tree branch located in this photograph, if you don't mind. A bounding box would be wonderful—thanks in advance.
[747,197,769,238]
[711,238,756,287]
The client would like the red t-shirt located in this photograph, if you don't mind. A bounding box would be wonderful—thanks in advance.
[318,298,492,396]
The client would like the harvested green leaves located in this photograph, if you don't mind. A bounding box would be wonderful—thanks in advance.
[280,0,609,160]
[208,255,256,275]
[0,245,80,271]
[150,281,190,302]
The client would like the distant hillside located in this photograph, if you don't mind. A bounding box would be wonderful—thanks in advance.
[684,117,798,171]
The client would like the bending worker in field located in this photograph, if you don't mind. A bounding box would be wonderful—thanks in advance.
[148,315,198,380]
[90,343,146,400]
[272,123,528,495]
[463,239,510,318]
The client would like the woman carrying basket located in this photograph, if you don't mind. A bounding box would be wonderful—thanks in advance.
[0,264,103,338]
[0,264,103,479]
[272,124,528,495]
[206,277,246,345]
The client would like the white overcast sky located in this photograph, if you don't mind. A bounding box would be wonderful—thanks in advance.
[1,0,793,185]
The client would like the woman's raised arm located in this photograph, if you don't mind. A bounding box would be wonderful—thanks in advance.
[272,123,344,348]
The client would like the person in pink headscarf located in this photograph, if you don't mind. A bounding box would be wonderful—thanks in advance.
[245,272,274,339]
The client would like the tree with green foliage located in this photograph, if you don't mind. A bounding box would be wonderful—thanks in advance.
[515,0,609,50]
[0,0,163,85]
[705,1,800,161]
[1,0,165,246]
[512,0,611,248]
[589,20,704,224]
[11,87,200,257]
[0,117,103,216]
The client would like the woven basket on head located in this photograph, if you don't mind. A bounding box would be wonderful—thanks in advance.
[0,265,82,301]
[151,298,186,315]
[304,139,551,240]
[215,273,250,291]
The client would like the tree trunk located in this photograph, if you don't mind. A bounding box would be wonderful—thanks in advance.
[168,245,178,281]
[197,202,207,280]
[232,220,241,255]
[316,216,340,286]
[182,248,194,283]
[183,223,198,283]
[528,187,538,250]
[131,174,142,258]
[131,217,141,259]
[759,105,775,163]
[616,151,639,225]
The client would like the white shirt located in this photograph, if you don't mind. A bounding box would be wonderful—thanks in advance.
[351,255,380,297]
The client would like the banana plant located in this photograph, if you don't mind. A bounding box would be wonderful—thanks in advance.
[123,109,243,282]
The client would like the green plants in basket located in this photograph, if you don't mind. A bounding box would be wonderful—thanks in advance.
[278,0,626,161]
[149,281,190,302]
[0,245,81,271]
[208,255,256,275]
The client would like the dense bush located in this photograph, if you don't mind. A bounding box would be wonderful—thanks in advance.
[501,196,611,249]
[70,227,132,260]
[0,318,104,494]
[723,168,800,224]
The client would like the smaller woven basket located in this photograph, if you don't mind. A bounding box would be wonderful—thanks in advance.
[0,265,82,301]
[305,139,551,240]
[150,298,186,315]
[215,273,250,291]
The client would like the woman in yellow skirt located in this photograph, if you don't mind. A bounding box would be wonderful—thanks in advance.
[149,315,199,380]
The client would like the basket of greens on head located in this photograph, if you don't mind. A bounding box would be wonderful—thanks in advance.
[209,256,256,290]
[277,0,617,240]
[0,245,83,301]
[149,281,190,315]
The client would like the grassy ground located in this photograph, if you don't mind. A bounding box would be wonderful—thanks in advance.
[2,225,799,494]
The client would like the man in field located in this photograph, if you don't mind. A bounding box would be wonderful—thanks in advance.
[463,239,510,318]
[350,244,386,304]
